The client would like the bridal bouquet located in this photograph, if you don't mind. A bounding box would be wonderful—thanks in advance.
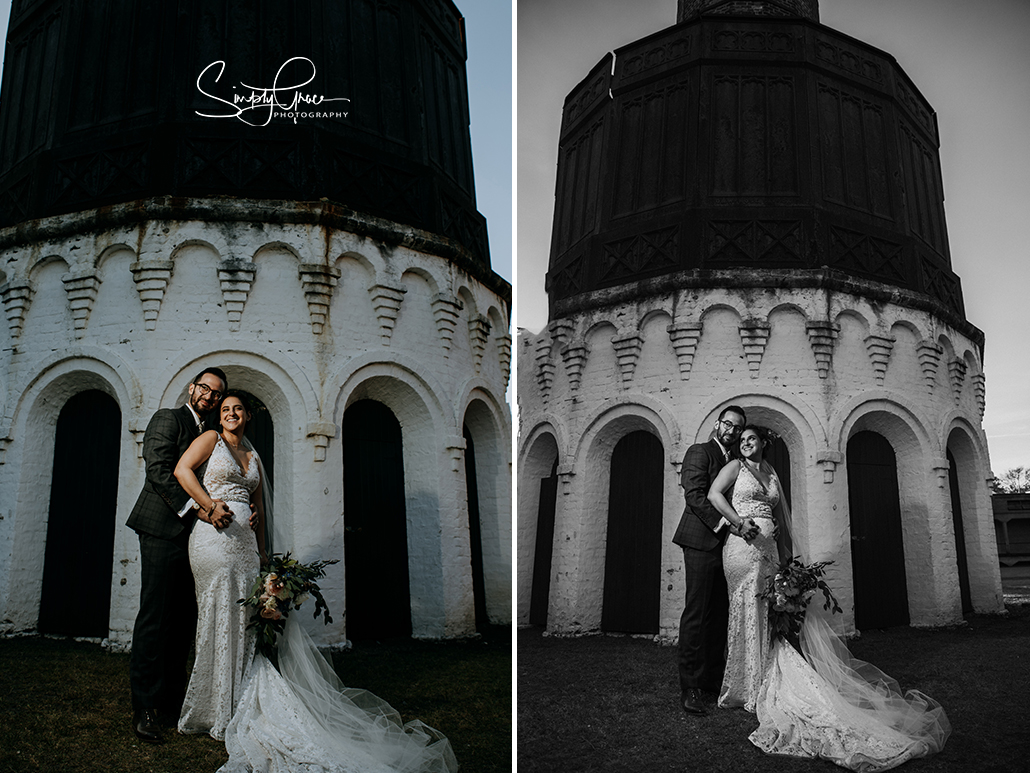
[239,552,339,659]
[758,557,842,646]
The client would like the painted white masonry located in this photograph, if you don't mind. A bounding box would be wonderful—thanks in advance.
[517,282,1004,638]
[0,198,512,647]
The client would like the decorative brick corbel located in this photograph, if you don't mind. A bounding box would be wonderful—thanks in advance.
[432,294,462,355]
[972,372,986,419]
[932,458,950,487]
[445,435,466,472]
[468,315,491,373]
[738,321,771,378]
[369,283,406,345]
[1,280,34,339]
[306,422,337,462]
[817,450,843,483]
[130,427,148,458]
[535,337,555,404]
[217,259,256,332]
[806,321,839,379]
[0,436,11,464]
[557,467,575,496]
[667,322,703,380]
[611,333,643,386]
[948,359,967,405]
[130,260,174,331]
[864,334,895,385]
[548,318,574,346]
[561,343,589,392]
[298,263,342,335]
[916,340,943,395]
[62,271,101,339]
[497,332,512,388]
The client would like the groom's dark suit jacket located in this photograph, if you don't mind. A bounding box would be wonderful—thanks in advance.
[126,405,201,539]
[672,438,730,552]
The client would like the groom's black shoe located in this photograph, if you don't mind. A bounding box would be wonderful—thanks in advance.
[681,689,707,715]
[132,709,164,744]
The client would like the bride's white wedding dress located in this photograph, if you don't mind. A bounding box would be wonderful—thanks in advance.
[179,436,458,772]
[720,462,950,771]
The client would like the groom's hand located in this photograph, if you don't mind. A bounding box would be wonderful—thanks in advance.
[249,503,259,532]
[742,518,760,541]
[210,499,233,529]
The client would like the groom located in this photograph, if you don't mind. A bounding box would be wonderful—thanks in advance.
[126,367,233,744]
[672,405,758,715]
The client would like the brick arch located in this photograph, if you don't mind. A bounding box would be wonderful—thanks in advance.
[2,358,134,633]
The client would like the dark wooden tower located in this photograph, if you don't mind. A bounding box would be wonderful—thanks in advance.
[546,0,975,342]
[0,0,491,269]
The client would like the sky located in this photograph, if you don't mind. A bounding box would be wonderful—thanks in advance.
[516,0,1030,475]
[0,0,512,289]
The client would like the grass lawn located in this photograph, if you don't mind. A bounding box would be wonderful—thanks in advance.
[518,605,1030,773]
[0,624,511,773]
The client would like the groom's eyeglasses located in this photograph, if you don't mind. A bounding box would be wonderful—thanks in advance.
[719,420,744,434]
[193,383,223,400]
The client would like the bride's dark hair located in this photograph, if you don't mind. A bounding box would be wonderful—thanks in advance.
[219,389,256,413]
[742,424,777,448]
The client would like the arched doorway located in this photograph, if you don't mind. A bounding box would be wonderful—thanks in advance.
[946,447,973,614]
[38,390,121,637]
[846,431,909,629]
[463,424,489,631]
[343,400,411,639]
[601,430,664,634]
[529,457,558,627]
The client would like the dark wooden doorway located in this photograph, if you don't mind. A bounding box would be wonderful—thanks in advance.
[343,400,411,639]
[529,458,558,627]
[847,430,910,629]
[946,448,974,614]
[601,430,664,634]
[39,390,121,637]
[764,436,791,512]
[463,425,489,631]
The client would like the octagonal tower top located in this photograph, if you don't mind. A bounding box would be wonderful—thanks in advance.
[677,0,819,23]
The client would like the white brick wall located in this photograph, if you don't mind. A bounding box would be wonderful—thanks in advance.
[0,198,511,646]
[517,283,1003,637]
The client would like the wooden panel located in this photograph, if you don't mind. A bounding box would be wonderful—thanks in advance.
[343,399,411,639]
[529,473,558,628]
[463,425,488,631]
[39,391,121,637]
[947,449,973,614]
[601,431,664,634]
[846,431,910,630]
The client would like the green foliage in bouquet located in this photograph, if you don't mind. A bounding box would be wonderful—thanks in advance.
[238,552,339,660]
[757,556,843,647]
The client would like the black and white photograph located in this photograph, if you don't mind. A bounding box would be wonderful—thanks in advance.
[516,1,1030,770]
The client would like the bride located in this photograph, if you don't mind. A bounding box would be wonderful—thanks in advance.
[174,390,458,772]
[708,425,950,771]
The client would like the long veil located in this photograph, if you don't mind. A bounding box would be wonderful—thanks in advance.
[222,440,459,773]
[754,470,950,770]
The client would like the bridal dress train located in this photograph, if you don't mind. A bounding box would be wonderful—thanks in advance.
[179,436,458,773]
[720,463,950,772]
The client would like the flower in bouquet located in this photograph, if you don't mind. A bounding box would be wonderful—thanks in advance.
[239,552,339,660]
[757,556,842,647]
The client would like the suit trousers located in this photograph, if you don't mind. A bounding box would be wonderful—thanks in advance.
[129,531,197,714]
[677,545,728,694]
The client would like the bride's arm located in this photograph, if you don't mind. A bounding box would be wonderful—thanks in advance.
[707,461,747,534]
[174,431,226,525]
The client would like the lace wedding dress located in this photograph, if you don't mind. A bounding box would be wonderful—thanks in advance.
[179,436,458,772]
[719,462,779,711]
[720,463,950,771]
